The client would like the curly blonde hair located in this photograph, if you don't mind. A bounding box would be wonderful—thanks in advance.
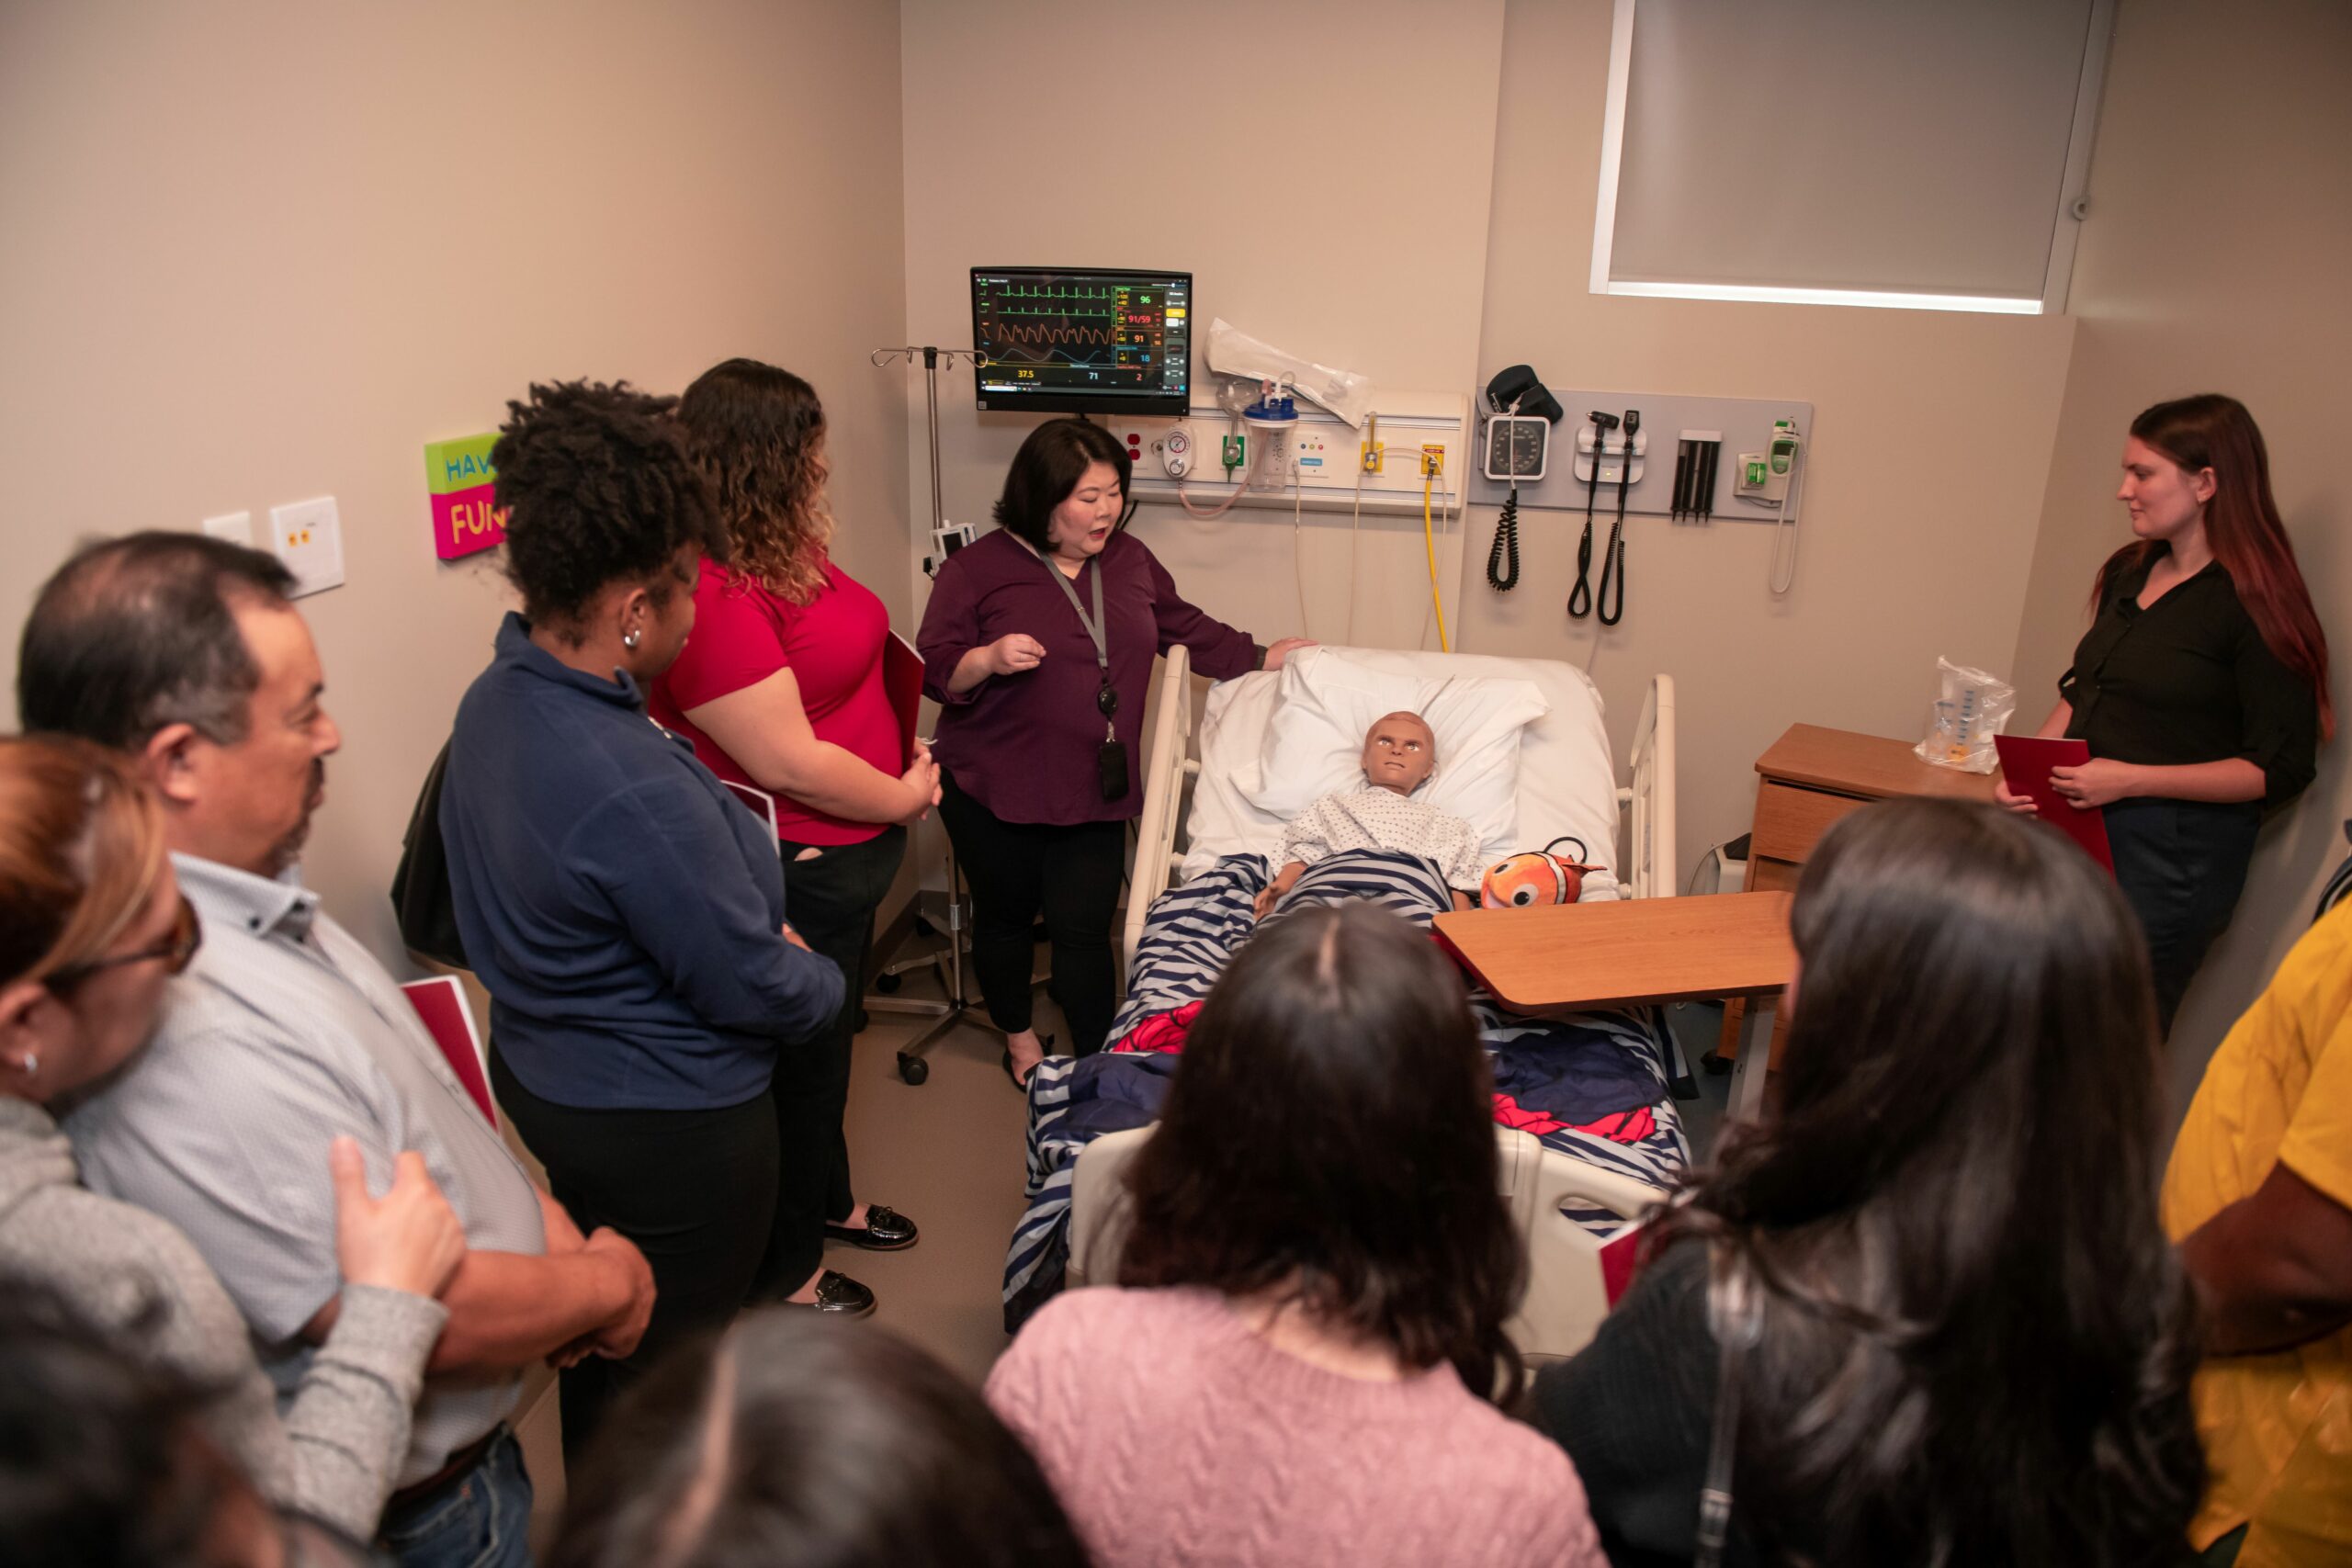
[678,359,836,606]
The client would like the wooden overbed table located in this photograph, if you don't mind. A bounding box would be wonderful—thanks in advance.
[1432,892,1796,1134]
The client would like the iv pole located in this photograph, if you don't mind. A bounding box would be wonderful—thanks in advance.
[870,344,985,547]
[861,344,999,1087]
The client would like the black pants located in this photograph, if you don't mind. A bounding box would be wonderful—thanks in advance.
[937,771,1125,1055]
[2105,796,2259,1035]
[756,825,906,1298]
[489,1047,776,1463]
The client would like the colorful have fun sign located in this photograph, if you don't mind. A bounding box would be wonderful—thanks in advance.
[424,433,507,559]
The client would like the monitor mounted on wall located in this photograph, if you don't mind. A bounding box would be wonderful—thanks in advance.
[970,266,1192,416]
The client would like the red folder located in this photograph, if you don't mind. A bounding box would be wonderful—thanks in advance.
[884,632,925,767]
[1600,1219,1646,1307]
[1993,735,2116,874]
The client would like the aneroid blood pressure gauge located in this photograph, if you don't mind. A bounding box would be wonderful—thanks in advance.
[1485,414,1550,482]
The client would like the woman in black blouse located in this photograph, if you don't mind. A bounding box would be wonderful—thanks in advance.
[1996,394,2330,1031]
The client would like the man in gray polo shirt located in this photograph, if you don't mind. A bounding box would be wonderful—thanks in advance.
[18,533,657,1568]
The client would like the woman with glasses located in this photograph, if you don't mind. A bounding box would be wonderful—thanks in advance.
[917,417,1311,1084]
[0,734,468,1546]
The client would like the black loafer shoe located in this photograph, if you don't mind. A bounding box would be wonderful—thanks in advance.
[824,1203,919,1251]
[779,1269,875,1318]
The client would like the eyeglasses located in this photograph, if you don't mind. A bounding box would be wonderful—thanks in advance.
[48,895,203,990]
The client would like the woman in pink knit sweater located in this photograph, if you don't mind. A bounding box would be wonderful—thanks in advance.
[986,904,1605,1568]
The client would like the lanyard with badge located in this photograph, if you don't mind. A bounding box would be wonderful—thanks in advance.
[1023,542,1128,801]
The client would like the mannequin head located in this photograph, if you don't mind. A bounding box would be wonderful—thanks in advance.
[1359,712,1436,795]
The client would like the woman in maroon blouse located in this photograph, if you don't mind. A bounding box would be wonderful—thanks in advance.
[650,359,940,1319]
[919,418,1309,1085]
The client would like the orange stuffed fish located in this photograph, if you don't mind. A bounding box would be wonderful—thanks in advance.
[1481,836,1601,908]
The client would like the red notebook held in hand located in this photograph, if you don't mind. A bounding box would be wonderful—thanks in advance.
[1994,735,2116,874]
[884,631,925,767]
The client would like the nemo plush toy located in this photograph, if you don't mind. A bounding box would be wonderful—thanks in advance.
[1481,836,1602,908]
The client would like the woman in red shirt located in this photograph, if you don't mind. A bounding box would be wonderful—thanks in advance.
[650,359,940,1319]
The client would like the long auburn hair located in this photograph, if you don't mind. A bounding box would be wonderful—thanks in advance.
[1648,798,2204,1567]
[1117,903,1524,1399]
[0,736,168,988]
[678,358,835,606]
[2095,393,2332,737]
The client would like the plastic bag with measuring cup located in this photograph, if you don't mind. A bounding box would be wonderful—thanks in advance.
[1914,657,2018,773]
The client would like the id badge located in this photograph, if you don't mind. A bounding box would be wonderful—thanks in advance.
[1097,739,1130,801]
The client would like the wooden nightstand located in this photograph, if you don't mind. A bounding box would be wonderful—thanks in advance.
[1720,724,1998,1062]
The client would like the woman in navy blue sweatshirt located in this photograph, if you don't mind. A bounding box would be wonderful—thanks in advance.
[439,380,844,1460]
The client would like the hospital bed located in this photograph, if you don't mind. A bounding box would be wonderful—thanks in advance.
[1125,643,1677,960]
[1012,645,1684,1361]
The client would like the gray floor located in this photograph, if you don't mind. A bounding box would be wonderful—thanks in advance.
[831,960,1069,1385]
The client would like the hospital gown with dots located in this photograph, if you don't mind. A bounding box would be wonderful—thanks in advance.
[1280,789,1486,892]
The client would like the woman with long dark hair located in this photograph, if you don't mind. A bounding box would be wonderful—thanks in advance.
[917,416,1310,1084]
[986,903,1604,1568]
[1996,393,2329,1030]
[649,358,936,1319]
[1532,797,2206,1567]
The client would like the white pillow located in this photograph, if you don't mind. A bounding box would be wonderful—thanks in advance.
[1240,649,1548,862]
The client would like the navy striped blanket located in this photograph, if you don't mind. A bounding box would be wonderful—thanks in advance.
[1002,850,1690,1331]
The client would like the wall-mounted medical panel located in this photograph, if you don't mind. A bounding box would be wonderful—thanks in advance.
[1100,391,1468,516]
[1465,387,1815,526]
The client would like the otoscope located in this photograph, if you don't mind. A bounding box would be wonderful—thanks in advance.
[1598,409,1636,626]
[1567,410,1618,619]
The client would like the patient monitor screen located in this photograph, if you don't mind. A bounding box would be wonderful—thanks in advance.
[971,267,1191,415]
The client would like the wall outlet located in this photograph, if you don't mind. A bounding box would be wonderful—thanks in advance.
[268,495,345,598]
[1420,444,1445,477]
[1361,440,1385,475]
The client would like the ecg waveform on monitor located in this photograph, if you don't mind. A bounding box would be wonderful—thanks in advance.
[986,314,1120,367]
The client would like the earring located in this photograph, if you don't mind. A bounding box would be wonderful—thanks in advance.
[17,1054,33,1077]
[623,629,641,650]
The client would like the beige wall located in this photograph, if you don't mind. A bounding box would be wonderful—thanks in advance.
[896,0,1509,652]
[1463,0,2081,886]
[2009,0,2352,1098]
[0,0,910,965]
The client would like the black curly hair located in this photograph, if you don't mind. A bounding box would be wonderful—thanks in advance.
[491,380,729,637]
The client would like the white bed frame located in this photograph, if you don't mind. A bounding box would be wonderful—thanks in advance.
[1066,1122,1665,1369]
[1124,644,1679,960]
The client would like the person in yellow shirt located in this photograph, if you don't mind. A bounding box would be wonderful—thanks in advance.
[2164,898,2352,1567]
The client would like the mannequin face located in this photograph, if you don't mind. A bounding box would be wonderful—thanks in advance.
[2117,436,2215,546]
[1045,461,1125,562]
[0,861,192,1104]
[1360,713,1437,795]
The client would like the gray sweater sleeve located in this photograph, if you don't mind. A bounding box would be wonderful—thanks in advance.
[8,1181,445,1541]
[225,1284,447,1536]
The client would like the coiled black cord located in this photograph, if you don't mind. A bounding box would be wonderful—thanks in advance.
[1487,484,1521,591]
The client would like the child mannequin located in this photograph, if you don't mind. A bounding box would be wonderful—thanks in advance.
[1253,712,1481,918]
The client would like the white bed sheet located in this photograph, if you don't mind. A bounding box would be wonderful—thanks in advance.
[1180,646,1623,900]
